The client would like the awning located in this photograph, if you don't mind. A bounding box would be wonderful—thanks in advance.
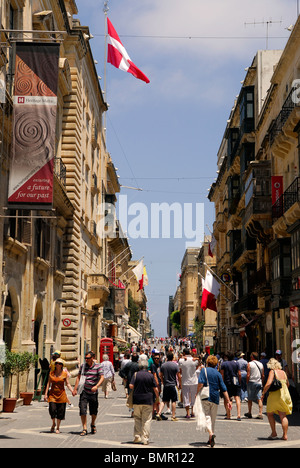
[126,325,142,339]
[114,337,128,346]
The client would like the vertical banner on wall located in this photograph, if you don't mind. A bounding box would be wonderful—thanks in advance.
[8,42,60,209]
[271,176,284,205]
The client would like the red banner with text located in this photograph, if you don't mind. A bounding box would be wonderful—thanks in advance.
[8,42,60,209]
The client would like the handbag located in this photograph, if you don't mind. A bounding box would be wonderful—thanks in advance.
[200,367,210,400]
[77,364,87,395]
[194,394,208,432]
[111,380,117,392]
[269,370,282,392]
[126,391,134,409]
[126,372,137,408]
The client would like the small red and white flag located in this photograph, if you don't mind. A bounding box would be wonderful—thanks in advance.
[201,271,220,313]
[107,18,150,84]
[208,235,217,258]
[132,260,145,291]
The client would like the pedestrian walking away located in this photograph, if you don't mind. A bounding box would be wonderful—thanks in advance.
[73,351,104,436]
[157,352,181,421]
[44,358,74,434]
[221,352,242,420]
[99,354,115,399]
[196,355,231,448]
[179,348,199,419]
[237,352,248,402]
[245,352,264,420]
[129,359,159,446]
[262,358,293,441]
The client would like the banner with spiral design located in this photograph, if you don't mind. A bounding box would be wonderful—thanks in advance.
[8,42,60,209]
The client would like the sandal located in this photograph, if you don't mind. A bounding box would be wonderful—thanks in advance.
[91,425,97,434]
[80,429,88,437]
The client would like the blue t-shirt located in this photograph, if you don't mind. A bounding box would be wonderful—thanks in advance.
[198,367,227,405]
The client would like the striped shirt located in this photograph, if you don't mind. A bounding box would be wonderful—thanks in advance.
[79,363,103,394]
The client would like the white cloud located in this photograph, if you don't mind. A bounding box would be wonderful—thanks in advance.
[112,0,295,60]
[77,0,296,108]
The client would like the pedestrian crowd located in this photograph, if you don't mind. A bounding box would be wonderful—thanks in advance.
[43,342,297,448]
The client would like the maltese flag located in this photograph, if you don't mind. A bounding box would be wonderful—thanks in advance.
[107,18,150,84]
[132,260,145,291]
[201,271,220,313]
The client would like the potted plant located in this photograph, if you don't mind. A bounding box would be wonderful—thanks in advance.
[1,349,19,412]
[19,352,38,406]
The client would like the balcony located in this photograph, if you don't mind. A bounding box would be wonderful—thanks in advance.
[270,88,298,146]
[269,87,300,158]
[232,294,258,316]
[244,161,272,243]
[87,274,110,308]
[272,177,300,228]
[248,267,271,296]
[230,235,256,271]
[54,157,67,187]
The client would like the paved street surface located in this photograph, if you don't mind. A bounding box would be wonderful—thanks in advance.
[1,375,300,451]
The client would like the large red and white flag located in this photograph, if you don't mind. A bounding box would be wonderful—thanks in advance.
[107,18,150,84]
[201,271,220,312]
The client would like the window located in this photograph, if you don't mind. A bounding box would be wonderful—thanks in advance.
[271,240,291,281]
[240,86,255,134]
[5,210,31,244]
[35,219,51,261]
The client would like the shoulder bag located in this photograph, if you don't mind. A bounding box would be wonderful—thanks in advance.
[126,372,137,408]
[269,370,282,392]
[200,367,210,400]
[77,364,87,395]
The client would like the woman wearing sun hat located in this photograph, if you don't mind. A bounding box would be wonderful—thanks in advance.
[44,358,74,434]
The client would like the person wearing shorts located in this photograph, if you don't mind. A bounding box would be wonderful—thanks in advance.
[221,352,242,420]
[73,351,104,436]
[157,352,181,421]
[245,352,264,420]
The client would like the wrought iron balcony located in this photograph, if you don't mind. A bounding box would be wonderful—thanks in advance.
[269,87,298,146]
[54,157,67,187]
[272,177,300,221]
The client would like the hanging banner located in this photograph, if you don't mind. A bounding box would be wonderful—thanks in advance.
[8,42,60,209]
[271,176,284,206]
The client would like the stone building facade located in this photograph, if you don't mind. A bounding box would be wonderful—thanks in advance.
[209,20,300,388]
[0,0,147,406]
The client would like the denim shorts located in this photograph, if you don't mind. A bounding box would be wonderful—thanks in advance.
[247,381,262,401]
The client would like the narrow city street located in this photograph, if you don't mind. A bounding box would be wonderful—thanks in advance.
[1,375,300,451]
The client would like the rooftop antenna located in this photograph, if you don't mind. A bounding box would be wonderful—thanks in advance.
[244,18,282,50]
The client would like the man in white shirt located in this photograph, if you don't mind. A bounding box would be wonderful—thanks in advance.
[245,352,264,420]
[179,348,199,419]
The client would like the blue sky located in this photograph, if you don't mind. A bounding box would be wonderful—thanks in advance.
[75,0,297,337]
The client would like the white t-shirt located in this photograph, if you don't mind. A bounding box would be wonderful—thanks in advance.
[249,361,264,384]
[179,357,199,386]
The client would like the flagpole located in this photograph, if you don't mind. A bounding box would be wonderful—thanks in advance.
[103,1,109,135]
